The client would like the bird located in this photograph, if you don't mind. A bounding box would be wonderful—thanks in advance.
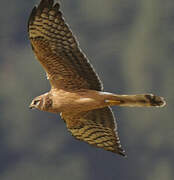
[28,0,166,157]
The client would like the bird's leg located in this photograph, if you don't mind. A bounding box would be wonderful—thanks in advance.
[105,93,166,107]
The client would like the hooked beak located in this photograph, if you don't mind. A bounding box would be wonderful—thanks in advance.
[29,104,34,109]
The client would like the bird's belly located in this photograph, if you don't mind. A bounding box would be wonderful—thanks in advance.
[52,96,102,113]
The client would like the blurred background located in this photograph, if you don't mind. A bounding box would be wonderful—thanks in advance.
[0,0,173,179]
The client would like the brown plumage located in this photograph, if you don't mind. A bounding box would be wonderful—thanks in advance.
[28,0,166,156]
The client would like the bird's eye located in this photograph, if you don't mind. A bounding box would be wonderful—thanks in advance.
[33,100,40,105]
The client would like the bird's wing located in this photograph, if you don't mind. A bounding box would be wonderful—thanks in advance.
[28,0,102,91]
[61,107,125,156]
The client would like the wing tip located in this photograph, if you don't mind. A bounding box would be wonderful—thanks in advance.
[37,0,54,11]
[28,0,61,29]
[110,145,126,157]
[117,148,127,157]
[28,6,37,30]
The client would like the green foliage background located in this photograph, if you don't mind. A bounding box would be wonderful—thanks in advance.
[0,0,173,179]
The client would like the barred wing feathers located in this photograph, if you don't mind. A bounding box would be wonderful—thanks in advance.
[28,0,102,90]
[62,107,125,156]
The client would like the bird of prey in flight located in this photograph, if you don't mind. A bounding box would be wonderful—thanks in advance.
[28,0,166,156]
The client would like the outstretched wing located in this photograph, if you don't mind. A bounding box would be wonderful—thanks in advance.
[28,0,102,90]
[61,107,125,156]
[28,0,124,156]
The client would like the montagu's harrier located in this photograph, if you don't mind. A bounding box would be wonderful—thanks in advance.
[28,0,166,156]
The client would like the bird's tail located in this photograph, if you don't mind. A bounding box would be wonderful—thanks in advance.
[105,93,166,107]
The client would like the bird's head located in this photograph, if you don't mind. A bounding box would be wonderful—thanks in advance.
[29,93,53,112]
[29,96,43,110]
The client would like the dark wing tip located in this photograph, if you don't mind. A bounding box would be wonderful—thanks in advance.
[53,3,60,11]
[28,0,61,30]
[28,6,37,30]
[110,143,126,157]
[117,148,127,157]
[37,0,54,11]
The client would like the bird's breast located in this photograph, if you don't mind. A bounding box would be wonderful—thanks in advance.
[49,89,105,113]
